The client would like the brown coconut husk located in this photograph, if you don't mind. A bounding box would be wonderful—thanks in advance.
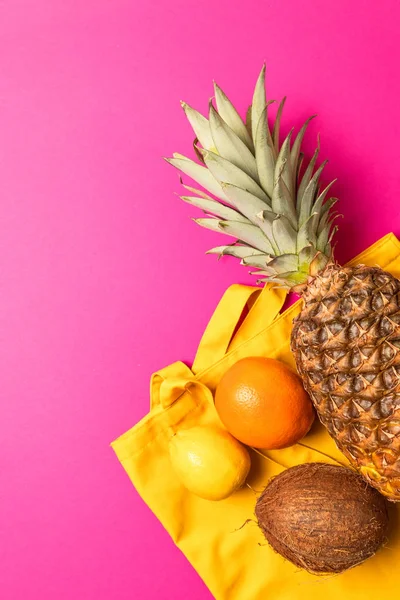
[255,462,389,574]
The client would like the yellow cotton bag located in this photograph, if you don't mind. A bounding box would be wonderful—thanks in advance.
[112,233,400,600]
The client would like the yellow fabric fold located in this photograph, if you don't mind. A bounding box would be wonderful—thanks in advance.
[112,232,400,600]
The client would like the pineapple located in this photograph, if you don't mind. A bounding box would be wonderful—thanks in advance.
[165,66,400,501]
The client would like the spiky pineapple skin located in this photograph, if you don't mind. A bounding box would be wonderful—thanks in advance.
[291,263,400,501]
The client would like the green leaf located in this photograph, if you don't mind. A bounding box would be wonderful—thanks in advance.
[202,149,270,203]
[272,96,286,153]
[271,172,297,229]
[256,210,280,253]
[193,140,206,164]
[251,64,267,143]
[297,138,320,205]
[313,181,337,215]
[180,195,249,222]
[242,254,271,268]
[324,241,332,257]
[317,212,341,238]
[251,265,276,276]
[222,181,270,216]
[253,275,282,285]
[275,129,294,197]
[329,225,338,243]
[267,271,307,287]
[254,105,276,198]
[297,213,318,250]
[219,221,275,253]
[318,197,339,224]
[296,152,304,186]
[272,215,297,254]
[181,102,214,150]
[209,104,259,181]
[317,224,330,252]
[213,82,254,152]
[291,116,316,191]
[268,253,299,273]
[310,252,330,276]
[298,244,318,269]
[246,105,252,136]
[181,183,214,200]
[165,155,228,201]
[196,218,277,257]
[194,218,225,233]
[206,245,264,259]
[298,160,328,227]
[317,216,341,251]
[222,183,273,240]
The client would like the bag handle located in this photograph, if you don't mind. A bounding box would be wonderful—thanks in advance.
[192,283,287,375]
[150,284,287,409]
[150,361,195,409]
[150,362,214,410]
[227,284,287,352]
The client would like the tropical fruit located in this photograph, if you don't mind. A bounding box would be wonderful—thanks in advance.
[215,357,314,448]
[169,425,251,500]
[166,66,400,501]
[255,463,389,574]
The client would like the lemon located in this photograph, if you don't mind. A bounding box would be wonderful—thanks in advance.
[169,425,251,501]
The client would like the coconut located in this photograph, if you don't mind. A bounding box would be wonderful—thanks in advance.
[255,463,389,574]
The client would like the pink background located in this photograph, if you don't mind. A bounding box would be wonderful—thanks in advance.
[1,1,400,598]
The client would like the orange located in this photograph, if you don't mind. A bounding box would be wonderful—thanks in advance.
[214,357,315,449]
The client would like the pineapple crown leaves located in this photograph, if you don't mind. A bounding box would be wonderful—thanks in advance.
[165,65,338,289]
